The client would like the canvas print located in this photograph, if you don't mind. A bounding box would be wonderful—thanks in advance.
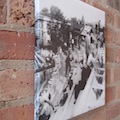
[34,0,105,120]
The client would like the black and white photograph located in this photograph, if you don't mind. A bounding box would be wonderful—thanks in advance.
[34,0,105,120]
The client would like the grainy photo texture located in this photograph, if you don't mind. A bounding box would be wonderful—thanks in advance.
[34,0,105,120]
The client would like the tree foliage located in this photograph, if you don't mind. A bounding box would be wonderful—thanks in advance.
[41,8,50,17]
[41,6,85,48]
[50,6,65,21]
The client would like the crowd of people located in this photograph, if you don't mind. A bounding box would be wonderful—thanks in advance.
[35,23,105,120]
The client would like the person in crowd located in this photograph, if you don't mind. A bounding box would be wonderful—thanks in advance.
[37,89,54,120]
[87,43,97,68]
[68,43,85,104]
[84,32,91,57]
[97,31,105,68]
[78,40,91,91]
[65,51,71,76]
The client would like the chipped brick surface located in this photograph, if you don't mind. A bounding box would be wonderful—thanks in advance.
[0,0,7,24]
[10,0,34,26]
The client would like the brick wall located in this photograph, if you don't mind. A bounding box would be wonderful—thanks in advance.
[0,0,120,120]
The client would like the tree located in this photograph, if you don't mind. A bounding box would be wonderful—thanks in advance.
[41,6,70,48]
[50,6,65,21]
[41,8,50,17]
[46,6,65,47]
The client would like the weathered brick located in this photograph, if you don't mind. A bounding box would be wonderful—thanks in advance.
[106,0,115,8]
[0,69,34,101]
[114,66,120,82]
[106,86,115,103]
[114,31,120,46]
[114,15,120,29]
[0,105,34,120]
[88,108,105,120]
[93,0,106,4]
[115,85,120,99]
[10,0,34,26]
[116,48,120,63]
[112,67,120,83]
[0,31,35,60]
[106,67,114,84]
[106,0,120,11]
[114,0,120,11]
[107,66,120,84]
[114,115,120,120]
[0,0,7,24]
[106,46,115,63]
[105,27,115,44]
[0,101,5,109]
[106,103,119,120]
[117,102,120,118]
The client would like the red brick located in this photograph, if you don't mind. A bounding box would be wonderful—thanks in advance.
[106,86,115,103]
[114,0,120,11]
[10,0,34,26]
[0,0,7,24]
[114,116,120,120]
[106,0,115,8]
[92,2,114,25]
[116,48,120,63]
[0,105,34,120]
[114,31,120,46]
[106,103,119,120]
[0,31,35,60]
[106,47,115,63]
[106,67,113,84]
[107,66,120,84]
[113,67,120,83]
[88,108,105,120]
[0,69,34,101]
[114,15,120,28]
[105,27,115,44]
[116,102,120,116]
[115,85,120,99]
[93,0,106,4]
